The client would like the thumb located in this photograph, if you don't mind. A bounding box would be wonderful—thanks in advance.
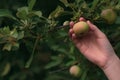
[87,20,106,38]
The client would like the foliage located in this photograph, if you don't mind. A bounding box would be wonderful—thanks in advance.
[0,0,120,80]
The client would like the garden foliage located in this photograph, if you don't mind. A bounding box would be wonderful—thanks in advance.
[0,0,120,80]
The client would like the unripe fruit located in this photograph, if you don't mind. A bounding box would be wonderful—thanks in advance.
[69,65,81,77]
[101,9,117,24]
[73,21,89,36]
[63,21,69,26]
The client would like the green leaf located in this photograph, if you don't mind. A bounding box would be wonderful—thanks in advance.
[17,31,24,40]
[28,11,42,17]
[1,62,11,77]
[10,29,18,39]
[59,0,69,7]
[45,58,62,69]
[65,60,76,67]
[80,69,88,80]
[0,9,16,20]
[0,26,10,34]
[16,7,29,20]
[28,0,36,11]
[3,43,12,51]
[75,0,84,8]
[91,0,99,10]
[48,6,64,19]
[33,11,42,17]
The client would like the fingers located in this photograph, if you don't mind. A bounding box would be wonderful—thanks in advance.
[69,17,86,28]
[69,21,74,28]
[69,17,86,39]
[69,29,73,38]
[69,29,80,44]
[69,17,106,39]
[87,20,106,38]
[79,17,86,22]
[69,28,78,42]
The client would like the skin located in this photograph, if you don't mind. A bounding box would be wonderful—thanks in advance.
[69,17,120,80]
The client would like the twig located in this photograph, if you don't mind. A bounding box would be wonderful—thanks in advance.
[25,35,40,68]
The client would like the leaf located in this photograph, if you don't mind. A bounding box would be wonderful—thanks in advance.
[75,0,84,7]
[65,60,76,67]
[0,9,17,20]
[28,0,36,11]
[91,0,99,10]
[48,6,64,19]
[16,7,29,20]
[3,43,12,51]
[45,58,62,69]
[10,28,18,39]
[80,69,88,80]
[0,26,10,34]
[59,0,69,7]
[1,62,11,77]
[28,11,42,17]
[33,11,42,17]
[17,31,24,40]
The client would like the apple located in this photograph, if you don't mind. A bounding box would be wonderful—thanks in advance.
[69,65,81,77]
[73,21,89,36]
[101,9,117,24]
[63,21,69,26]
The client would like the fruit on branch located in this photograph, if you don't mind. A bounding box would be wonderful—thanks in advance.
[63,21,69,26]
[100,9,117,24]
[69,65,81,77]
[73,21,89,36]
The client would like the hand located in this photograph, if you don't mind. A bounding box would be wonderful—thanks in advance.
[69,17,116,69]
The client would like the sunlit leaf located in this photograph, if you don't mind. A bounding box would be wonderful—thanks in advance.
[28,11,42,17]
[48,6,64,19]
[10,29,18,39]
[28,0,36,11]
[3,43,12,51]
[17,31,24,40]
[16,7,29,20]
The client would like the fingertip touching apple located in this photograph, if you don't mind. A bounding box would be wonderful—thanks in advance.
[72,21,89,37]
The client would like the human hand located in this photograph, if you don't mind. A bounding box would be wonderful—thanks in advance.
[69,17,116,69]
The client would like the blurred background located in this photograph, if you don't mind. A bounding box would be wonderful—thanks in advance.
[0,0,120,80]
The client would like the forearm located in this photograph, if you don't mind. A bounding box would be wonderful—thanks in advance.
[102,54,120,80]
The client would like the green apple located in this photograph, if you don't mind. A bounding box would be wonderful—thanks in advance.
[63,21,69,26]
[69,65,81,77]
[101,9,117,24]
[73,21,89,36]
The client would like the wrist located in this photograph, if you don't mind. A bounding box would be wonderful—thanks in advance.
[101,54,119,70]
[101,54,120,80]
